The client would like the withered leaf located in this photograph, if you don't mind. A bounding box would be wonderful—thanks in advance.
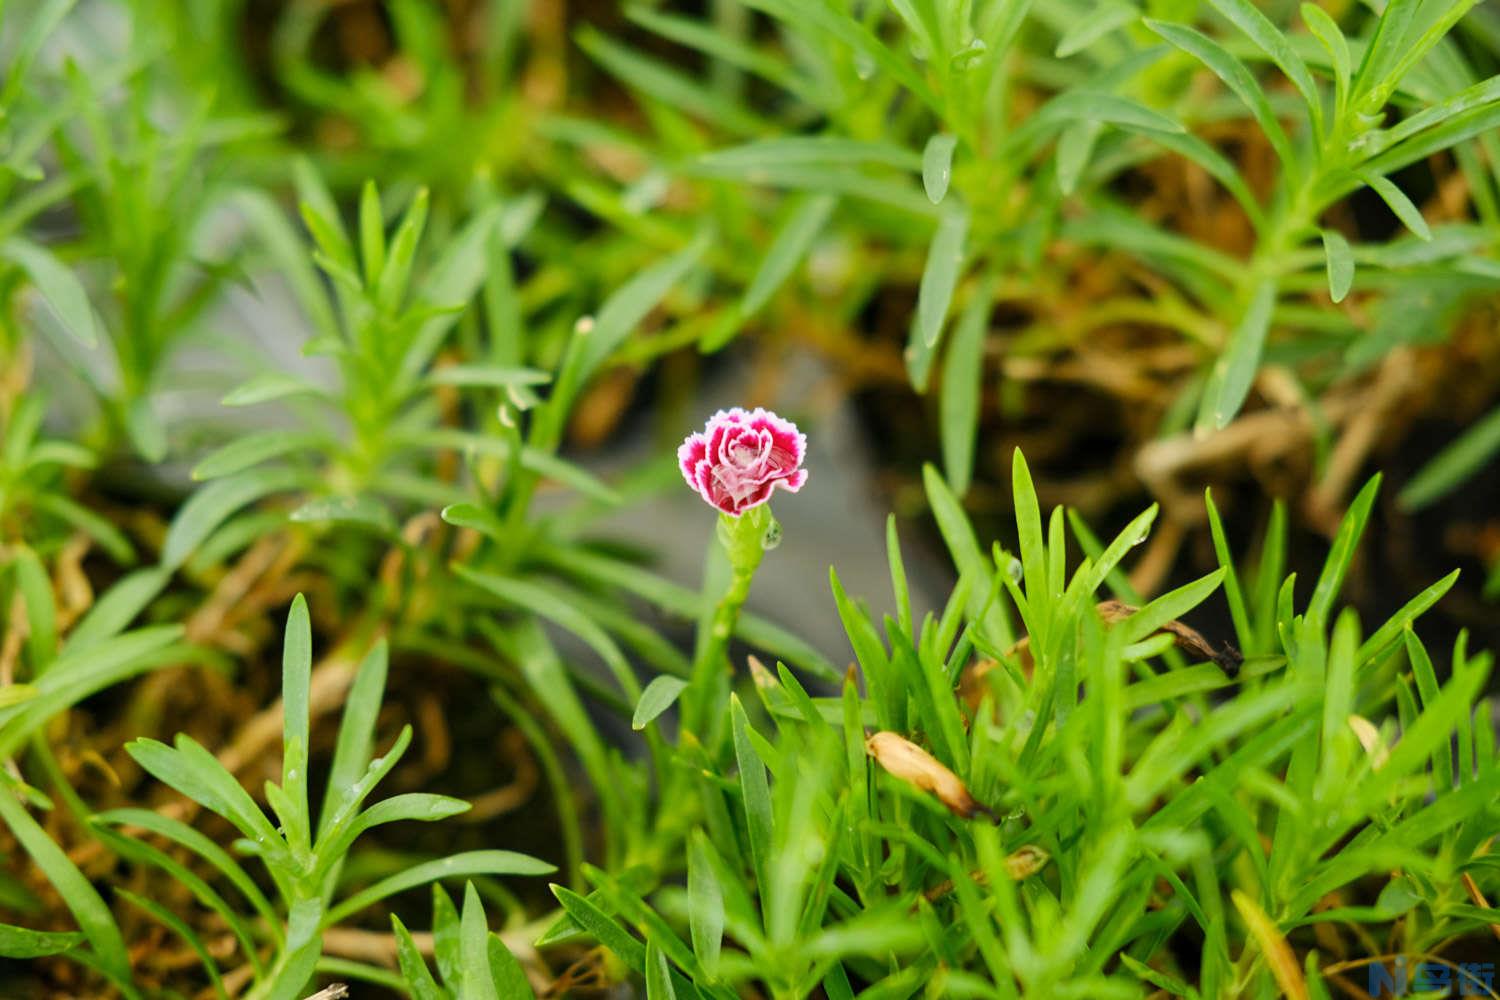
[865,731,994,820]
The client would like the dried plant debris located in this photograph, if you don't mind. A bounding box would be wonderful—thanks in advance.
[865,731,995,820]
[960,599,1243,709]
[924,846,1052,901]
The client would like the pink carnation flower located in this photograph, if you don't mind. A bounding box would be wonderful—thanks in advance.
[678,407,808,516]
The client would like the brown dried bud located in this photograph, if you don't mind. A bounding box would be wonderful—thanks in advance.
[865,731,994,820]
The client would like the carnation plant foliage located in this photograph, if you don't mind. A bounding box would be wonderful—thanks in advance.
[0,1,1497,999]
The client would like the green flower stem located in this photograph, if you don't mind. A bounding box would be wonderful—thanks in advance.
[682,504,778,749]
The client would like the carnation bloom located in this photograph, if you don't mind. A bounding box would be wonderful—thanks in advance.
[678,407,807,516]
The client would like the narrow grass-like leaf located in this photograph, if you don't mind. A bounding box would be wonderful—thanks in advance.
[1203,0,1322,133]
[1204,490,1252,654]
[1357,570,1459,668]
[922,134,957,204]
[1320,230,1354,303]
[320,640,388,836]
[687,829,724,972]
[162,468,305,572]
[1202,278,1277,429]
[633,676,689,731]
[731,695,773,907]
[915,206,968,351]
[1055,1,1137,56]
[1404,631,1453,789]
[325,851,554,926]
[1144,20,1293,165]
[1399,405,1500,511]
[741,193,837,318]
[1,237,99,346]
[1123,569,1226,644]
[1360,172,1432,241]
[460,883,500,1000]
[192,431,321,481]
[939,278,991,497]
[0,778,129,981]
[391,915,442,1000]
[645,938,678,1000]
[0,923,84,959]
[117,888,227,1000]
[1307,475,1380,633]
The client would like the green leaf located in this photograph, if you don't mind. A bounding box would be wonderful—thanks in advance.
[574,233,710,387]
[117,888,227,1000]
[1350,0,1420,104]
[923,464,1015,649]
[281,594,312,825]
[93,808,277,930]
[915,206,969,350]
[399,202,506,383]
[1200,278,1277,430]
[1299,5,1349,101]
[645,938,678,1000]
[425,364,551,389]
[192,431,322,481]
[1320,229,1354,303]
[687,830,724,971]
[0,923,84,959]
[922,134,957,204]
[126,735,282,848]
[375,187,430,312]
[1123,569,1226,644]
[697,136,921,173]
[940,278,992,497]
[391,915,443,1000]
[1056,121,1103,196]
[1307,474,1380,633]
[740,193,837,318]
[321,640,389,835]
[1358,570,1460,668]
[264,897,323,1000]
[11,547,56,668]
[325,851,555,926]
[0,626,185,758]
[125,397,167,463]
[0,777,129,980]
[1203,0,1322,133]
[632,675,689,731]
[431,884,462,987]
[288,494,396,532]
[221,372,319,407]
[1360,172,1432,241]
[731,695,773,907]
[1144,19,1294,166]
[1204,490,1252,655]
[552,884,647,971]
[162,468,305,571]
[1398,404,1500,511]
[358,180,386,288]
[488,933,535,999]
[1404,631,1453,789]
[578,25,765,135]
[460,883,500,1000]
[1055,1,1137,57]
[1,237,99,346]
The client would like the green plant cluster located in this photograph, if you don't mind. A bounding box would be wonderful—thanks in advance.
[0,1,1496,998]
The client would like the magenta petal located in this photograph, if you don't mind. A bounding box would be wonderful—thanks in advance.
[679,406,807,515]
[775,468,808,494]
[678,433,708,489]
